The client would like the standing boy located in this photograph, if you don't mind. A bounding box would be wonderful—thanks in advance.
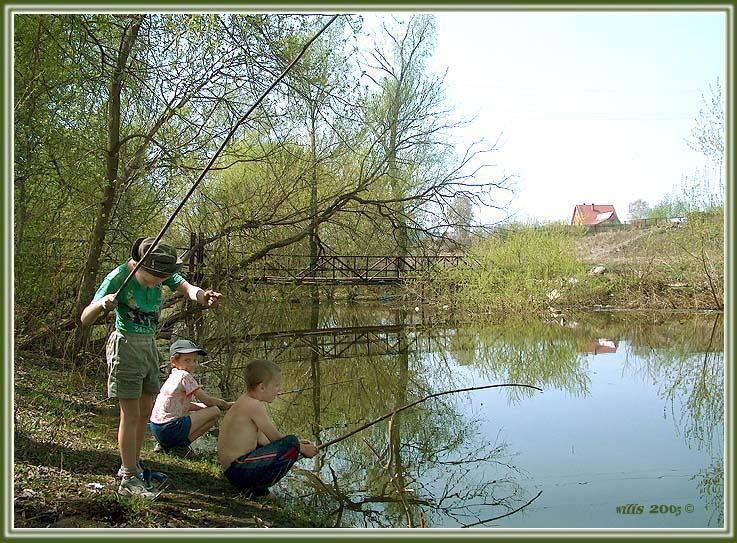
[217,359,318,498]
[80,237,223,498]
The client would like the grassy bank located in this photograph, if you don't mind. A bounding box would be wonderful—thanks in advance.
[427,215,723,315]
[13,352,323,529]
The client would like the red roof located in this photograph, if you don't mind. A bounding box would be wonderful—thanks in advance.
[582,338,619,355]
[572,204,620,226]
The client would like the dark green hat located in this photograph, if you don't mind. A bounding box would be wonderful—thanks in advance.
[131,237,183,277]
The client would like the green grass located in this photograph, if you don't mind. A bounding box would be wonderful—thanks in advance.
[13,352,323,528]
[430,220,723,314]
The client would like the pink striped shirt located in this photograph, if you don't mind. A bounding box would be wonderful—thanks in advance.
[150,368,201,424]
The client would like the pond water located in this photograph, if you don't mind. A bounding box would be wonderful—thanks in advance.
[179,294,724,529]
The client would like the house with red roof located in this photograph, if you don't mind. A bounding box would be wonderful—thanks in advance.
[571,203,621,226]
[582,338,619,355]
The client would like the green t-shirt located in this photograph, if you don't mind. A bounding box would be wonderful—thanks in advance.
[93,262,185,335]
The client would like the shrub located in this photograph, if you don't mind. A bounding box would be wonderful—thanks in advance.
[442,225,585,314]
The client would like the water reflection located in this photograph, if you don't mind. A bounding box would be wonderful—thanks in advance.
[582,338,618,354]
[624,315,723,453]
[174,291,724,528]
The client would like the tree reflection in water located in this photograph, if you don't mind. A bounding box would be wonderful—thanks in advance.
[623,313,724,527]
[284,409,528,528]
[185,291,723,528]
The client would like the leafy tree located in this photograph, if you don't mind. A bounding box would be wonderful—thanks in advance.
[684,78,725,209]
[627,199,649,220]
[449,194,475,244]
[687,78,724,167]
[281,17,361,288]
[15,13,515,354]
[14,14,301,350]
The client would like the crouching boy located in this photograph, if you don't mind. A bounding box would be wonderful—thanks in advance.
[217,359,318,498]
[149,339,232,456]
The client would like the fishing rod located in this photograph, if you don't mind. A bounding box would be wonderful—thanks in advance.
[317,383,543,450]
[115,14,340,298]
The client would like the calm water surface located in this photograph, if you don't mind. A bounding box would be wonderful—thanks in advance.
[187,297,724,529]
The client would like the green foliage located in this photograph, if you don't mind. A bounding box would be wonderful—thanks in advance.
[647,169,724,219]
[442,225,584,313]
[628,199,650,220]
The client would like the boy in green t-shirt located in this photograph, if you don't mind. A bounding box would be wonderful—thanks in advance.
[80,237,223,499]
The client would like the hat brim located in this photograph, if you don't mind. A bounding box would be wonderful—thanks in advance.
[141,263,183,277]
[131,237,146,260]
[172,348,207,356]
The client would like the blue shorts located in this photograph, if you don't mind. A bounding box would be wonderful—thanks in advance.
[224,435,300,494]
[149,417,192,448]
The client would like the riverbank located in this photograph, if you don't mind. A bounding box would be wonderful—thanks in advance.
[13,351,321,529]
[15,307,723,530]
[13,308,723,529]
[424,217,723,315]
[12,218,724,528]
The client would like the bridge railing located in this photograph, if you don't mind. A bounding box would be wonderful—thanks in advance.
[250,254,469,282]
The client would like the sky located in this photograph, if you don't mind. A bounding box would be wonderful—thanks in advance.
[418,10,727,224]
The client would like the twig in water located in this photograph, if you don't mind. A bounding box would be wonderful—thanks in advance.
[318,383,543,450]
[461,489,543,528]
[363,434,415,528]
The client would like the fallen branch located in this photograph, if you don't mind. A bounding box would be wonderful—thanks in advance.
[318,383,543,450]
[461,489,543,528]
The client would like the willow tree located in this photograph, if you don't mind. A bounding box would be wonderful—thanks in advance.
[14,15,148,348]
[70,14,280,349]
[199,14,509,275]
[14,13,303,352]
[364,15,447,257]
[14,16,89,327]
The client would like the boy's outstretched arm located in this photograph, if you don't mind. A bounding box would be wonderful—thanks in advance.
[192,389,232,410]
[80,294,117,327]
[176,281,224,308]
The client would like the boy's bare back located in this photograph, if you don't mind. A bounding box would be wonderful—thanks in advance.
[217,394,266,468]
[218,394,264,468]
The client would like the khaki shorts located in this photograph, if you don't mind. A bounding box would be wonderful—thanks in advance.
[106,330,161,399]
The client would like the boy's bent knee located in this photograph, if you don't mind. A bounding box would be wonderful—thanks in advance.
[282,435,300,450]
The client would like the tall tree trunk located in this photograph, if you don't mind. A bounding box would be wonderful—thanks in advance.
[388,90,408,263]
[308,105,320,304]
[71,16,144,355]
[309,301,323,471]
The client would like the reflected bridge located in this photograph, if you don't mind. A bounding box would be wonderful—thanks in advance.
[209,323,454,364]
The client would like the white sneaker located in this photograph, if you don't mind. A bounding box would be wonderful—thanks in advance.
[116,460,146,478]
[118,475,161,499]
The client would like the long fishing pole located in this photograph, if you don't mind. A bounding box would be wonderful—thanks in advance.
[317,383,543,450]
[115,14,340,298]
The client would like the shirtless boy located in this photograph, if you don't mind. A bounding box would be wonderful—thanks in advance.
[217,359,318,497]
